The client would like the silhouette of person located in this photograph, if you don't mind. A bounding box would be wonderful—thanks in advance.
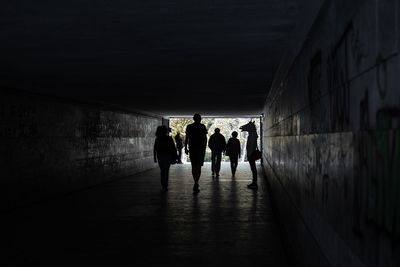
[240,121,258,189]
[225,131,241,177]
[208,128,226,177]
[154,125,178,192]
[184,114,207,193]
[174,132,183,164]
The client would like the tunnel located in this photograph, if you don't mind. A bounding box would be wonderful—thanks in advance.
[1,0,400,266]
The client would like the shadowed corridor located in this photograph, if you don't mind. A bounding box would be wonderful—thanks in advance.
[2,0,400,266]
[5,163,287,266]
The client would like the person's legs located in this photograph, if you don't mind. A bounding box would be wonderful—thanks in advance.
[159,160,170,190]
[165,163,171,188]
[211,151,216,175]
[215,152,222,176]
[196,165,202,182]
[191,165,197,180]
[191,163,202,193]
[229,156,234,175]
[177,149,182,163]
[190,152,204,193]
[249,159,257,181]
[230,155,238,176]
[234,156,238,172]
[247,159,258,189]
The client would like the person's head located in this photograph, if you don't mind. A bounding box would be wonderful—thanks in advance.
[193,113,201,123]
[214,128,220,133]
[156,125,168,137]
[231,131,238,138]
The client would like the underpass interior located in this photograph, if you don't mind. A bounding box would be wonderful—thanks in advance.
[1,1,400,266]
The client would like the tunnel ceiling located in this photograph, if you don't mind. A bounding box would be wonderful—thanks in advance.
[1,0,316,116]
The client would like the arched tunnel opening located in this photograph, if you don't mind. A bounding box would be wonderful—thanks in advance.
[2,0,400,266]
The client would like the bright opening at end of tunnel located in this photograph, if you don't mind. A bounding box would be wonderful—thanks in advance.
[169,117,262,163]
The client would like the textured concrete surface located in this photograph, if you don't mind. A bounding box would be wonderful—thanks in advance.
[0,0,322,116]
[262,0,400,266]
[4,163,287,266]
[0,91,161,211]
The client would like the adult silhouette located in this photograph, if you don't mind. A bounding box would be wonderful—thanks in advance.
[240,121,258,189]
[208,128,226,177]
[184,114,207,193]
[154,125,178,192]
[174,132,183,164]
[225,131,241,177]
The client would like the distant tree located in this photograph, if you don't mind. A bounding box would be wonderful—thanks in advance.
[169,118,192,139]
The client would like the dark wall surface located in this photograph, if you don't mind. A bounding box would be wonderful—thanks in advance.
[1,90,161,211]
[263,0,400,266]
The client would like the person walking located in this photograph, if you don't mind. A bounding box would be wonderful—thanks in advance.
[225,131,241,177]
[174,132,183,164]
[208,128,226,177]
[184,114,207,193]
[154,125,178,192]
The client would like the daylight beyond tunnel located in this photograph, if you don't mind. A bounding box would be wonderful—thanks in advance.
[170,117,261,163]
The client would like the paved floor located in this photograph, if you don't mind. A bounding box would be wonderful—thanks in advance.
[5,163,288,266]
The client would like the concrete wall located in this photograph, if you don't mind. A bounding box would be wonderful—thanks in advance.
[0,90,161,211]
[263,0,400,266]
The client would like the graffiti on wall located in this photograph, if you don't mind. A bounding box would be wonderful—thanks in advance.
[327,22,368,132]
[355,95,400,239]
[0,102,38,137]
[307,50,322,133]
[79,111,125,138]
[265,3,400,266]
[327,26,351,132]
